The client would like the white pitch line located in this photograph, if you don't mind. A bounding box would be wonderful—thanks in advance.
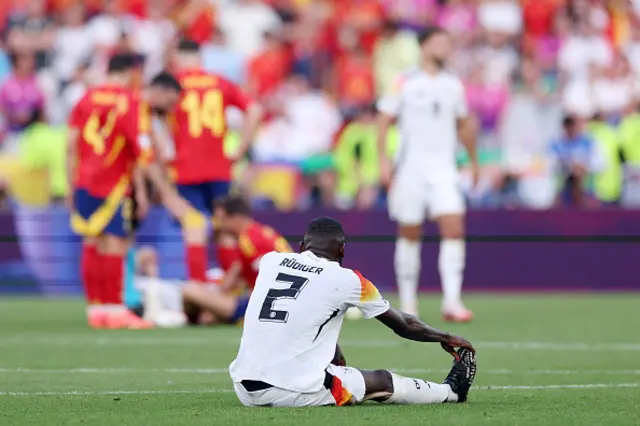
[1,337,640,351]
[2,383,639,397]
[475,383,640,391]
[0,389,233,397]
[1,367,640,376]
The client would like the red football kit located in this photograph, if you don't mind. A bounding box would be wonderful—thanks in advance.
[69,84,151,309]
[237,221,292,288]
[70,85,151,198]
[169,68,253,184]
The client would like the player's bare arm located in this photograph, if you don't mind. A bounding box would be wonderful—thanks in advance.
[218,261,243,292]
[376,112,394,187]
[376,306,474,357]
[65,127,79,208]
[457,116,479,186]
[132,167,149,219]
[143,162,190,218]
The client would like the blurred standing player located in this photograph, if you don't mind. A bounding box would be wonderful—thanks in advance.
[169,39,263,283]
[68,54,185,329]
[377,28,478,322]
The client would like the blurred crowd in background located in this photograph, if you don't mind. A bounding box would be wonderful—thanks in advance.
[1,0,640,211]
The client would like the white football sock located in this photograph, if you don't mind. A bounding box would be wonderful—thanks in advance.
[439,239,466,310]
[394,238,421,315]
[384,372,457,404]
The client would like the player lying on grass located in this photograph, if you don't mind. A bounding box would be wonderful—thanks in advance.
[230,216,477,407]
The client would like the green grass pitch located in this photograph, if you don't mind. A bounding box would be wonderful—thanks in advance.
[0,295,639,426]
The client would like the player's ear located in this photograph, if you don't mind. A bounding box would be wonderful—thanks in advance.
[339,242,345,259]
[299,241,305,253]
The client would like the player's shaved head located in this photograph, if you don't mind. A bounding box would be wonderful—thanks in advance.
[301,217,346,263]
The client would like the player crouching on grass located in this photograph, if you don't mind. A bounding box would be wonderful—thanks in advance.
[230,217,476,407]
[137,195,292,326]
[180,195,292,325]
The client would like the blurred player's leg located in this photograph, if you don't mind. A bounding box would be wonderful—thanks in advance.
[436,214,472,322]
[430,178,472,322]
[177,183,210,282]
[182,281,247,323]
[80,237,106,328]
[389,175,426,317]
[394,226,421,316]
[100,233,153,329]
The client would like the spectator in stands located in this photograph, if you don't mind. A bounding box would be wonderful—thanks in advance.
[0,52,44,139]
[465,60,510,150]
[255,72,340,207]
[335,45,375,112]
[202,27,246,84]
[4,0,55,70]
[334,104,387,210]
[19,107,68,203]
[619,103,640,206]
[372,19,419,97]
[550,115,605,207]
[218,0,283,59]
[381,0,438,31]
[0,42,11,85]
[558,18,612,83]
[128,0,176,81]
[478,0,523,37]
[592,53,635,123]
[86,0,127,53]
[248,30,290,98]
[437,0,477,46]
[52,3,91,88]
[588,113,623,205]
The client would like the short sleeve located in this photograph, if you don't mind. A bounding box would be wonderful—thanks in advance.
[376,75,404,117]
[453,79,468,119]
[224,80,252,112]
[346,270,390,319]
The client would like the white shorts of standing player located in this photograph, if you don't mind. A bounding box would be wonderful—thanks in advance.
[388,168,472,322]
[233,364,366,407]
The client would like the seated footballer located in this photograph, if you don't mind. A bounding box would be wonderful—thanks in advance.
[229,217,477,407]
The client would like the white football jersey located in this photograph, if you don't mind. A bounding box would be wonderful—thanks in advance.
[377,68,468,177]
[229,251,390,393]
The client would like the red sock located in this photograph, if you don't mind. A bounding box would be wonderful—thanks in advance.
[81,244,101,305]
[186,245,207,282]
[101,254,124,305]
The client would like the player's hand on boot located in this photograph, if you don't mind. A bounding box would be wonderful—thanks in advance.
[441,335,475,360]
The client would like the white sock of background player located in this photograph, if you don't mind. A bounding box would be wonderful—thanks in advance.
[394,237,421,316]
[383,372,458,404]
[439,239,465,311]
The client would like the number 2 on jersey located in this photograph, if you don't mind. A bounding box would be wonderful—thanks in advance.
[180,89,224,138]
[259,273,309,323]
